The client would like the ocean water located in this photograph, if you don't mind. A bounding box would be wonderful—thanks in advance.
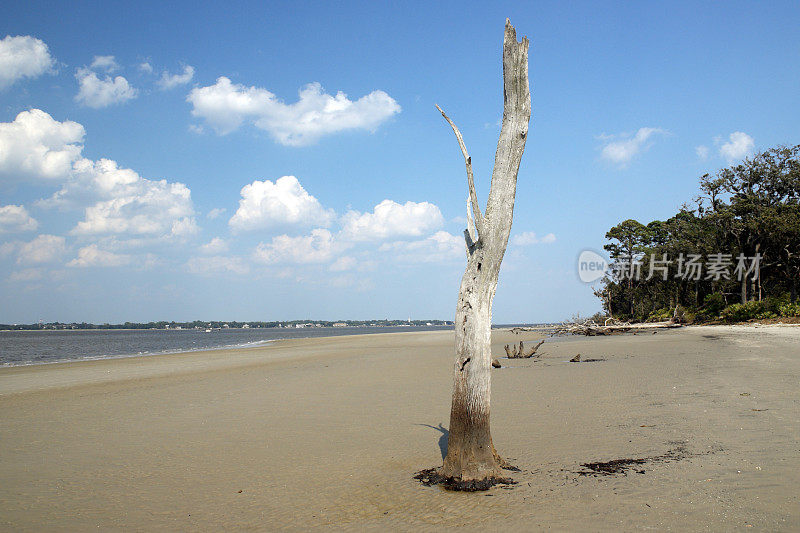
[0,326,453,367]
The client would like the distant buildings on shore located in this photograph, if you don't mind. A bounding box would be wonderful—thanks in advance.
[0,319,455,331]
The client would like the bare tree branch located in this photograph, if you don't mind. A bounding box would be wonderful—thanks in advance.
[435,104,485,243]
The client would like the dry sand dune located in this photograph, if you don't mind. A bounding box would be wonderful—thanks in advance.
[1,326,798,531]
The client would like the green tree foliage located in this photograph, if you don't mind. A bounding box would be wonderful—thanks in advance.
[599,144,800,322]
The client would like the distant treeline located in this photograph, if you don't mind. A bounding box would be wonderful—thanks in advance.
[0,319,454,331]
[599,144,800,323]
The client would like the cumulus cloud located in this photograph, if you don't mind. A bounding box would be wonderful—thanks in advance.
[0,241,15,257]
[340,200,444,241]
[8,267,44,282]
[0,110,199,241]
[511,231,556,246]
[0,109,198,237]
[379,231,463,263]
[599,127,666,166]
[138,62,153,73]
[718,132,754,162]
[0,204,38,233]
[186,255,249,275]
[0,109,85,181]
[0,35,56,89]
[75,67,137,108]
[157,65,194,89]
[695,145,709,160]
[187,77,401,146]
[253,229,338,264]
[206,207,226,219]
[16,234,66,264]
[90,55,118,72]
[329,255,356,272]
[229,176,334,232]
[200,237,228,254]
[67,244,130,267]
[63,159,197,237]
[171,217,199,238]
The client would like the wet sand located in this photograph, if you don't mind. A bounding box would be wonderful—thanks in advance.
[1,326,798,531]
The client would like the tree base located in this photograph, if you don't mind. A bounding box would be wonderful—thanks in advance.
[413,468,516,492]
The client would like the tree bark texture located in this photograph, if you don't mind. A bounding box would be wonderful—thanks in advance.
[438,19,531,484]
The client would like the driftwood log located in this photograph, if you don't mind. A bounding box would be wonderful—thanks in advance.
[504,339,545,358]
[552,318,683,336]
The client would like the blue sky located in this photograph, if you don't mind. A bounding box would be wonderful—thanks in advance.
[1,1,798,324]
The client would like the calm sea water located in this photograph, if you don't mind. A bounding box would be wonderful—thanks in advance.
[0,326,453,367]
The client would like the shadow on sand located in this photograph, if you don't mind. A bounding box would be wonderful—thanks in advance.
[418,423,448,460]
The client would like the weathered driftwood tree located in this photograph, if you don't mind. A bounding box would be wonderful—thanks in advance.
[505,339,545,358]
[433,19,531,490]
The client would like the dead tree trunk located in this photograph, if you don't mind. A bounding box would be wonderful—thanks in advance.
[436,19,530,489]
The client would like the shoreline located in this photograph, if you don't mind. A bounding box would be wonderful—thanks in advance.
[0,325,460,369]
[0,338,280,370]
[1,321,794,373]
[0,329,461,396]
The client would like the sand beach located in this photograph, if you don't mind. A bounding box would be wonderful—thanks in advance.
[1,326,798,531]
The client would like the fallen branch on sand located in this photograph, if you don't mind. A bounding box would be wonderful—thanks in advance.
[504,339,545,358]
[510,326,551,334]
[553,318,683,336]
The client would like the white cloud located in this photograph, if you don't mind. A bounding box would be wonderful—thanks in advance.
[600,127,666,166]
[200,237,228,254]
[90,55,118,72]
[157,65,194,89]
[329,255,356,271]
[16,234,66,264]
[340,200,444,241]
[186,255,249,275]
[253,229,338,264]
[171,216,199,238]
[65,159,196,237]
[7,267,44,282]
[206,207,226,219]
[42,158,196,239]
[328,274,375,291]
[0,241,15,257]
[1,110,197,241]
[138,62,153,74]
[695,145,709,160]
[67,244,130,267]
[0,109,85,181]
[0,205,38,233]
[511,231,556,246]
[379,231,464,263]
[0,35,55,89]
[229,176,333,232]
[139,253,161,270]
[719,132,754,162]
[187,77,401,146]
[75,67,137,108]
